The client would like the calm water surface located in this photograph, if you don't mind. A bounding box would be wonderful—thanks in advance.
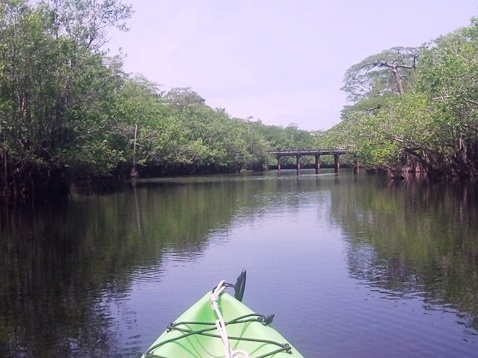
[1,169,478,357]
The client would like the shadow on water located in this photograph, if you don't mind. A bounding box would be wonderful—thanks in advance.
[0,198,136,357]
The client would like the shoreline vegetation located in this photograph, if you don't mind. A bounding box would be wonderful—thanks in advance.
[1,1,478,205]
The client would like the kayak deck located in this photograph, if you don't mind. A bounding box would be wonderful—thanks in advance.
[142,277,304,357]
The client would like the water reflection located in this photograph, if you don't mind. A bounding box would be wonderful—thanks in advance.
[1,171,320,357]
[334,177,478,332]
[0,205,129,357]
[1,171,478,357]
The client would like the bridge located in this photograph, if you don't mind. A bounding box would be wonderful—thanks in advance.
[269,149,351,173]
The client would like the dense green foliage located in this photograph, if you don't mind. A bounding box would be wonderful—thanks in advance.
[319,17,478,177]
[0,0,314,204]
[3,1,478,203]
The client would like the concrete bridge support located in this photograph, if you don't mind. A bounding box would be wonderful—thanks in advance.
[315,155,321,174]
[354,159,360,174]
[334,153,340,173]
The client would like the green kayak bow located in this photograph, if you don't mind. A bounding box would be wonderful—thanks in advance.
[142,271,304,358]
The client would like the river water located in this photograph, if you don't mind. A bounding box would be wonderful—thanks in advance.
[1,169,478,357]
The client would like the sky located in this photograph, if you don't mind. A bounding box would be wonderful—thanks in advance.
[107,1,478,131]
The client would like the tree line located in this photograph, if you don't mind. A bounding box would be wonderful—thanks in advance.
[0,0,315,205]
[3,1,477,204]
[317,16,478,178]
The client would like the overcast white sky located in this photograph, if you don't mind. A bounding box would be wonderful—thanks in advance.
[107,1,478,131]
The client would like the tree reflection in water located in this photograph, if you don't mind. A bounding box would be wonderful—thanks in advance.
[336,177,478,331]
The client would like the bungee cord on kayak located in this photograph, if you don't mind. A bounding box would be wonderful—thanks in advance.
[144,315,292,358]
[210,280,250,358]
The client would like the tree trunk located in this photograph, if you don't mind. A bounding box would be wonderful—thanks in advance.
[393,68,405,95]
[130,124,139,177]
[2,150,7,199]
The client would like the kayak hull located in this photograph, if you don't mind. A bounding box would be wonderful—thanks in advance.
[142,291,304,357]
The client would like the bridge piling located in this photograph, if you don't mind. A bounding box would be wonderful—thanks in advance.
[315,155,320,174]
[334,153,340,173]
[354,160,360,174]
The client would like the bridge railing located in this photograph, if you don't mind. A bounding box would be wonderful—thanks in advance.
[268,149,349,156]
